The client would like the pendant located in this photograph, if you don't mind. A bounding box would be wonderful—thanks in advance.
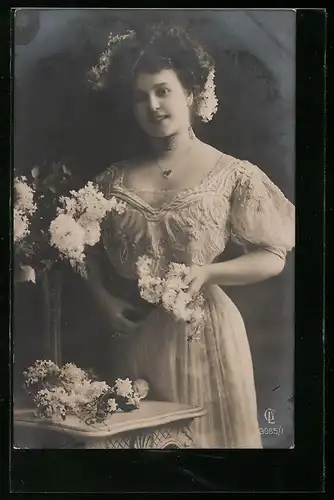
[163,169,172,178]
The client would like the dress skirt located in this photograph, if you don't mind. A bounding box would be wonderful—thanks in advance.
[109,283,263,449]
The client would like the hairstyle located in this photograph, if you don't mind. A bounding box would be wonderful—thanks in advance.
[87,23,218,123]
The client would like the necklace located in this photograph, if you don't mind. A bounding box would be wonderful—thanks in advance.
[156,162,173,179]
[155,128,196,180]
[156,143,195,179]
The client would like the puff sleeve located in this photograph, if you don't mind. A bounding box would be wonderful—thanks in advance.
[230,161,295,260]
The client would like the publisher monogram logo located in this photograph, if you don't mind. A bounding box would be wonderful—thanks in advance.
[261,408,283,436]
[264,408,276,424]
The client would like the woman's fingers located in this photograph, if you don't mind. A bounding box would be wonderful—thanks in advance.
[183,270,197,286]
[188,278,201,297]
[116,315,141,335]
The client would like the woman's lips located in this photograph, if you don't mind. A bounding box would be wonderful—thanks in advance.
[149,114,169,123]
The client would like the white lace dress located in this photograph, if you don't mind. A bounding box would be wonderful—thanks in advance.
[95,153,295,449]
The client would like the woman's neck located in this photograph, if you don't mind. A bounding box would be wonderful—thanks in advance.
[150,127,197,157]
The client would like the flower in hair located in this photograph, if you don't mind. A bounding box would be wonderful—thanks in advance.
[90,30,136,84]
[197,69,218,123]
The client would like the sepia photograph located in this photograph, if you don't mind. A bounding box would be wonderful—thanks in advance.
[12,8,296,450]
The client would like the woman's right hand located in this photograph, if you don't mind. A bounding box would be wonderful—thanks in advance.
[103,294,146,337]
[85,255,149,337]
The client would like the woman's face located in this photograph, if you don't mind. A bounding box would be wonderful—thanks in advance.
[133,69,192,138]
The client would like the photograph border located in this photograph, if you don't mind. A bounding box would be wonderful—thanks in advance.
[2,7,327,494]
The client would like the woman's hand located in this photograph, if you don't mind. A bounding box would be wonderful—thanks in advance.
[100,293,147,337]
[183,265,212,297]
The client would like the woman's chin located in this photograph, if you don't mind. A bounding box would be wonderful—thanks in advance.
[151,131,172,139]
[143,122,175,139]
[146,128,173,139]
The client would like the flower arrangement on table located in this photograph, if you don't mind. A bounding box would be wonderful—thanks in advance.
[13,161,126,283]
[136,255,205,342]
[23,360,149,426]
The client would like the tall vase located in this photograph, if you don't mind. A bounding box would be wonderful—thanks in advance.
[41,267,62,366]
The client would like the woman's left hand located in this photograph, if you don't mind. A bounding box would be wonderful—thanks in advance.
[183,265,212,297]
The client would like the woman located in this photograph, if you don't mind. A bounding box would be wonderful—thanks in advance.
[85,24,295,448]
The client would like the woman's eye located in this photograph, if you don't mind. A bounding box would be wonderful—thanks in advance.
[156,88,170,97]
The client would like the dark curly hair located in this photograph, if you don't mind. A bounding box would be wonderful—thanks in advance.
[88,23,215,118]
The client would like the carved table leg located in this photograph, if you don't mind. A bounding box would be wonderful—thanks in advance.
[132,423,194,449]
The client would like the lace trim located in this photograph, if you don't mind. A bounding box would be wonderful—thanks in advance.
[118,154,226,194]
[102,155,241,216]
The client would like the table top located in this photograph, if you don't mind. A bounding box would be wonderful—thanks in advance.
[14,401,207,439]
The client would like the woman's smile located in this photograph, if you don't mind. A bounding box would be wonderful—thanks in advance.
[148,113,170,123]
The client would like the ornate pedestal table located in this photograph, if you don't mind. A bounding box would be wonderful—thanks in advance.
[13,401,207,449]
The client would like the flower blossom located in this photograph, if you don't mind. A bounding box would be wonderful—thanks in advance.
[197,69,219,123]
[13,208,29,242]
[107,399,118,412]
[59,363,88,386]
[14,177,37,215]
[136,255,205,341]
[23,360,60,386]
[113,378,133,397]
[49,214,86,264]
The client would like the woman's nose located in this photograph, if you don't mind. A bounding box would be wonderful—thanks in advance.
[148,93,160,111]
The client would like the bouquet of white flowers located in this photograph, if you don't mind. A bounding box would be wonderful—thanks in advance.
[136,255,205,342]
[49,181,126,273]
[13,162,75,282]
[23,360,147,425]
[13,161,127,281]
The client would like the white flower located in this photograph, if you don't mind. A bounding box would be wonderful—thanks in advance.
[107,197,127,215]
[137,255,164,303]
[172,292,193,322]
[24,359,141,423]
[107,398,118,412]
[136,255,155,276]
[59,363,88,385]
[161,286,179,311]
[65,378,110,402]
[136,255,205,341]
[13,208,29,242]
[53,183,128,269]
[14,177,37,215]
[127,394,140,408]
[113,377,133,397]
[58,185,126,224]
[89,380,110,396]
[90,30,136,85]
[107,31,135,48]
[139,276,164,304]
[58,196,77,218]
[49,214,86,264]
[166,262,189,278]
[23,360,60,386]
[80,220,101,247]
[197,69,218,123]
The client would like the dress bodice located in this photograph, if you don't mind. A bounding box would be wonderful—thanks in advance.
[95,154,295,280]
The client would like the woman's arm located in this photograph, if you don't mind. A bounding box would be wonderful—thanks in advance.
[207,249,285,287]
[184,249,285,296]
